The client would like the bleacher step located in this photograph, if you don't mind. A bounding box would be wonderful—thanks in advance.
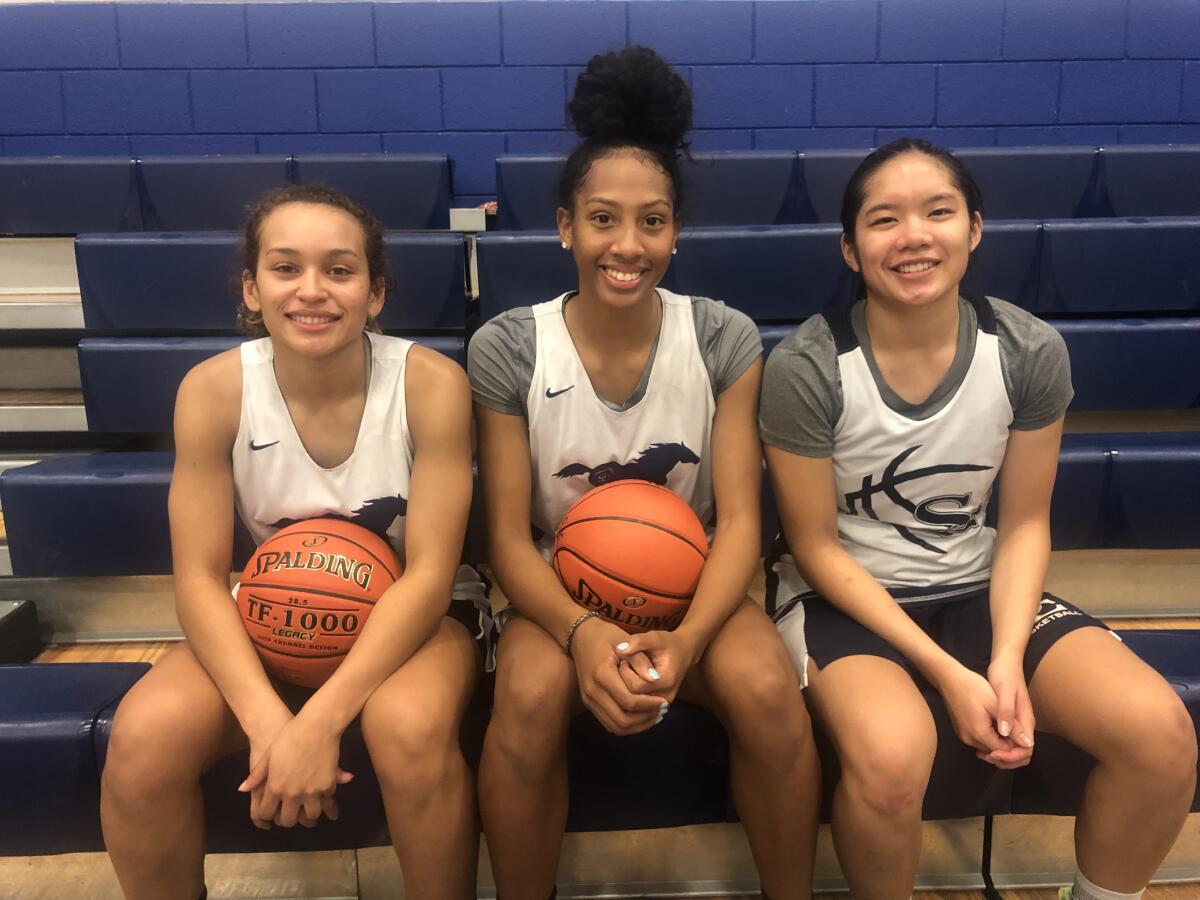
[0,391,86,432]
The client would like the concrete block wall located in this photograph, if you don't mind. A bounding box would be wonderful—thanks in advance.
[1,0,1198,204]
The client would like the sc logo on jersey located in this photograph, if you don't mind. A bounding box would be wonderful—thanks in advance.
[843,444,992,554]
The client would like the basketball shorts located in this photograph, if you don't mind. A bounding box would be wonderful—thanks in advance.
[773,583,1117,689]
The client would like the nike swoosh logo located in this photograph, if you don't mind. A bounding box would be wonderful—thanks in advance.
[546,386,575,399]
[250,440,280,451]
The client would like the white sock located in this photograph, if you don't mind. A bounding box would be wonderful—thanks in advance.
[1071,870,1145,900]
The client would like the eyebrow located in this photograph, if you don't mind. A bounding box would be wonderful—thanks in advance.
[863,193,958,217]
[586,195,672,210]
[264,247,361,257]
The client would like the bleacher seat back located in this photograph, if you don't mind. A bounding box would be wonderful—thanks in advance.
[1038,218,1200,315]
[293,154,451,229]
[955,147,1099,220]
[137,157,291,231]
[79,336,242,432]
[77,233,465,331]
[495,156,563,231]
[0,663,151,856]
[77,233,239,330]
[797,150,868,224]
[1049,437,1111,550]
[496,152,804,230]
[1104,433,1200,549]
[475,233,577,320]
[760,324,792,358]
[1102,145,1200,218]
[679,152,802,226]
[78,335,467,434]
[381,233,467,330]
[1056,319,1200,410]
[960,220,1041,310]
[0,158,141,235]
[662,225,848,321]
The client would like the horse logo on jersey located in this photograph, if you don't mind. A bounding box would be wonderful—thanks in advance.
[269,495,408,536]
[843,445,991,554]
[553,442,700,486]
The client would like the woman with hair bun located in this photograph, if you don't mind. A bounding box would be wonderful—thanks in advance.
[469,46,820,899]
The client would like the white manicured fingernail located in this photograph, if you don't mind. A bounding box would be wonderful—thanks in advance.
[999,720,1011,737]
[1020,734,1034,748]
[659,701,669,715]
[648,667,660,680]
[616,642,629,651]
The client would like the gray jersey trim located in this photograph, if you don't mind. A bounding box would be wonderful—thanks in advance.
[759,296,1074,458]
[468,294,762,417]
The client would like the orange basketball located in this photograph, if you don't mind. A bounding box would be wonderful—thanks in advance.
[553,480,708,633]
[236,519,402,688]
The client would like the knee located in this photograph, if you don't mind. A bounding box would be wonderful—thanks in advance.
[711,662,810,751]
[1111,694,1198,788]
[840,745,933,822]
[103,698,203,801]
[486,665,573,771]
[364,699,460,796]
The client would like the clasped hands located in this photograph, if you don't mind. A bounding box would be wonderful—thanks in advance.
[239,706,353,829]
[570,616,698,737]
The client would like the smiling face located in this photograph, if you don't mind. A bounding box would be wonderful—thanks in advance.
[841,151,982,312]
[557,149,680,312]
[242,201,384,357]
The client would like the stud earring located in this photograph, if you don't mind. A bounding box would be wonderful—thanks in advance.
[671,247,678,255]
[561,241,570,250]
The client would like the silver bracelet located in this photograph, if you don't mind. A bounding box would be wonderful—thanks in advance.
[562,610,600,658]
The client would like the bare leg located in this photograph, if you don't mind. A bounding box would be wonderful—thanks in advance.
[361,617,482,900]
[478,615,579,900]
[101,644,248,900]
[1030,627,1197,891]
[804,654,936,900]
[688,600,820,900]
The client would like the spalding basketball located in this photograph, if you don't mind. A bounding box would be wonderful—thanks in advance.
[236,519,402,688]
[553,480,708,633]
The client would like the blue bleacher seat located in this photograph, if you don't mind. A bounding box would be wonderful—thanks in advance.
[0,663,151,856]
[78,232,467,332]
[1038,218,1200,315]
[293,154,451,230]
[77,335,467,434]
[0,158,141,235]
[1049,436,1111,551]
[137,156,292,231]
[959,220,1041,310]
[1055,318,1200,411]
[475,232,578,320]
[495,152,804,231]
[796,149,868,224]
[1101,145,1200,218]
[955,147,1100,220]
[1105,433,1200,549]
[664,225,848,321]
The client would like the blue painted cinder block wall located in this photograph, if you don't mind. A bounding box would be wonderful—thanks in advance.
[1,0,1198,204]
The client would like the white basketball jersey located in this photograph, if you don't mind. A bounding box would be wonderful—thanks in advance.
[526,290,716,559]
[232,332,415,563]
[772,297,1013,604]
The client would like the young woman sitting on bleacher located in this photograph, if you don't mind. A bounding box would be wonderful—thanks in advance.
[762,138,1197,900]
[100,184,491,900]
[468,46,820,900]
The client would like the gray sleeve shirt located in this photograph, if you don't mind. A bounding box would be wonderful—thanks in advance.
[759,297,1074,458]
[468,295,763,417]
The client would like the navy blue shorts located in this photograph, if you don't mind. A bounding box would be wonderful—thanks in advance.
[784,584,1114,686]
